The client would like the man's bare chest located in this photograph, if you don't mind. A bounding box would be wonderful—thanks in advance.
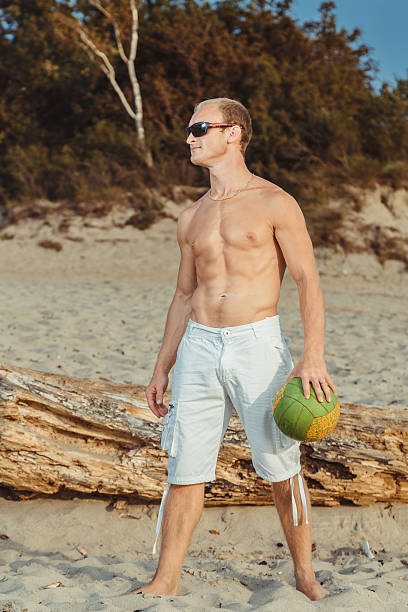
[188,201,274,256]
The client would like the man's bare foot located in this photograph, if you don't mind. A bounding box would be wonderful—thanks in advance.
[130,579,178,596]
[296,577,329,601]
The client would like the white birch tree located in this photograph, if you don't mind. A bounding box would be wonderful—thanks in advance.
[59,0,152,167]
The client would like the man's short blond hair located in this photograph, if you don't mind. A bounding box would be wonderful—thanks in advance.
[194,97,252,154]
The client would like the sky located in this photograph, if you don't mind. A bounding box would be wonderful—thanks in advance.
[290,0,408,89]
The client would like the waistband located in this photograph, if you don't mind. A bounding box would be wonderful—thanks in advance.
[186,315,284,340]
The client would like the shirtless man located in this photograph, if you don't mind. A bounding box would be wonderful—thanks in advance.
[132,97,335,601]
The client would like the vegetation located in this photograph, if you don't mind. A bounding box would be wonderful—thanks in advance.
[0,0,407,230]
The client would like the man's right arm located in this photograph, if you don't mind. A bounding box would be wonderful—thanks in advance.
[146,207,197,417]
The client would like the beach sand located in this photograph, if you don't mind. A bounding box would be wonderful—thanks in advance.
[0,210,406,407]
[1,498,408,611]
[1,206,407,610]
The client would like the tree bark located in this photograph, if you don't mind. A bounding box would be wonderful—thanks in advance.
[1,363,407,506]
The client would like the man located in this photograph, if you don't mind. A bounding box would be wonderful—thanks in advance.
[132,97,335,601]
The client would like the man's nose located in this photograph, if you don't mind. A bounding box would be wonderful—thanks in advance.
[186,131,196,145]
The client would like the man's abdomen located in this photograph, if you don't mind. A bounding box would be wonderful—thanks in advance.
[190,280,280,327]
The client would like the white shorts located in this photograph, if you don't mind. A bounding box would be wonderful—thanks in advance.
[153,316,306,553]
[162,315,300,483]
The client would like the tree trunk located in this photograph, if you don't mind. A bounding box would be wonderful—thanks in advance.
[1,363,407,506]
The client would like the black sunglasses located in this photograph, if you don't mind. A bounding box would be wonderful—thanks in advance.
[186,121,244,137]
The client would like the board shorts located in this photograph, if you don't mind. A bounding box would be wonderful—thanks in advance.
[153,315,308,553]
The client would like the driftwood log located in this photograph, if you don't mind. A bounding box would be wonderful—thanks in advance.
[1,363,407,506]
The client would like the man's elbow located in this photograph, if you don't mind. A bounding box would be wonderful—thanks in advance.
[294,269,322,293]
[174,286,195,303]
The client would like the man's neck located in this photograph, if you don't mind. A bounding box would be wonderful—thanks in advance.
[208,156,251,199]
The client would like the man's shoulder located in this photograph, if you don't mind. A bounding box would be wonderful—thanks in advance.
[252,177,299,215]
[177,194,207,243]
[178,191,207,223]
[178,192,207,219]
[253,177,296,204]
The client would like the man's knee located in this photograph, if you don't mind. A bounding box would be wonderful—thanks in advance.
[168,482,204,521]
[272,478,291,496]
[272,474,304,504]
[169,482,205,506]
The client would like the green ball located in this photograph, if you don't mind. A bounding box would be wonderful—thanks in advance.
[273,377,340,442]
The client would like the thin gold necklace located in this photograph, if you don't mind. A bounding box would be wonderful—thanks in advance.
[208,173,254,201]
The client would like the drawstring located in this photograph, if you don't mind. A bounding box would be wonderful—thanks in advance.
[290,476,298,526]
[152,483,170,555]
[290,472,309,527]
[298,472,309,525]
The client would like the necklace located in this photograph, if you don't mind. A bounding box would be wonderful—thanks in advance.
[208,173,254,201]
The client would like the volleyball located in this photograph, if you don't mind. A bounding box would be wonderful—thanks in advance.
[273,377,340,442]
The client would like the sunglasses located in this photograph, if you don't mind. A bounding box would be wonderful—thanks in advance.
[186,121,244,137]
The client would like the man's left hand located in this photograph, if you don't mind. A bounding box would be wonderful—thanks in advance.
[287,354,336,402]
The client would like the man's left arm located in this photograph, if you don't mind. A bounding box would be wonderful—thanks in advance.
[272,191,336,402]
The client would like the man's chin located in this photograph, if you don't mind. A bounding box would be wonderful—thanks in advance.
[191,158,204,167]
[190,152,208,167]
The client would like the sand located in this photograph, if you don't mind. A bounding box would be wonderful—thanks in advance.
[1,499,408,611]
[0,207,406,407]
[0,202,408,610]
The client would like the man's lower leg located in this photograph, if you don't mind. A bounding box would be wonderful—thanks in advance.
[131,482,204,595]
[272,474,329,600]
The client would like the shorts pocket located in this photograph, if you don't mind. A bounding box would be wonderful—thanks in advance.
[161,401,179,457]
[176,336,187,359]
[266,337,293,371]
[279,343,293,370]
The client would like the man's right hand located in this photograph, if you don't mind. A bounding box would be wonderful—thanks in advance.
[145,371,169,418]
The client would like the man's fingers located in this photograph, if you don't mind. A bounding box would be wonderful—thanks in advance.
[321,381,332,402]
[146,400,160,418]
[145,388,162,418]
[156,392,169,415]
[311,378,325,402]
[294,360,337,403]
[326,374,337,396]
[147,399,161,418]
[301,377,311,399]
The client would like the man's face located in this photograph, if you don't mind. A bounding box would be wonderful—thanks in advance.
[186,104,231,167]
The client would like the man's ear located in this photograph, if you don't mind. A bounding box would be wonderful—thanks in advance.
[226,125,242,144]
